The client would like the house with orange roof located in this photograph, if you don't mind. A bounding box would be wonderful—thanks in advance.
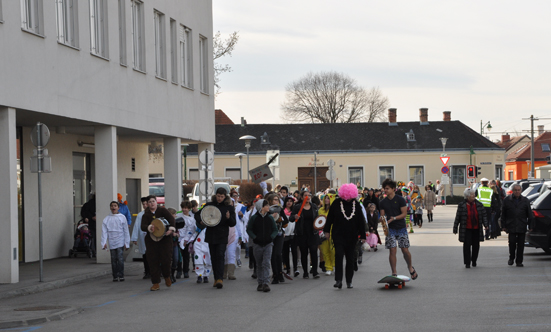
[505,130,551,180]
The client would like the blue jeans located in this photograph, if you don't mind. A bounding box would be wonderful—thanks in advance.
[110,247,124,278]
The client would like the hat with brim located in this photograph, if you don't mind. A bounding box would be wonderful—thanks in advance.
[481,178,489,182]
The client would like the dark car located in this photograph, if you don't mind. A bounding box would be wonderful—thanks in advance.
[526,188,551,254]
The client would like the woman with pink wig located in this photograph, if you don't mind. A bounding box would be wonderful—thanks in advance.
[324,183,367,289]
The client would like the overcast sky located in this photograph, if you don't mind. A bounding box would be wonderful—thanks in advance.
[213,0,551,141]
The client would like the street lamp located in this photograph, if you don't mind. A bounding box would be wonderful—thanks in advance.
[480,120,492,136]
[239,135,256,181]
[439,137,448,153]
[235,153,246,181]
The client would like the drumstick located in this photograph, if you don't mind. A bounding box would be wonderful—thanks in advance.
[296,196,309,220]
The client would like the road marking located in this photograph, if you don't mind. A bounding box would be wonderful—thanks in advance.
[83,301,116,308]
[0,327,42,331]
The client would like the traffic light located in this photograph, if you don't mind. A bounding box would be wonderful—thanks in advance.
[476,166,482,176]
[467,165,475,178]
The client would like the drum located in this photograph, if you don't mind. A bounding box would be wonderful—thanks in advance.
[150,217,170,242]
[201,205,222,227]
[313,215,327,230]
[175,216,186,229]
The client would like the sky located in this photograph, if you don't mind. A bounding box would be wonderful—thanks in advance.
[212,0,551,142]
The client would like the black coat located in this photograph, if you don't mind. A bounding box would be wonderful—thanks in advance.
[362,194,380,212]
[80,198,96,231]
[501,195,535,234]
[366,211,379,232]
[453,200,488,242]
[289,202,318,238]
[195,196,236,245]
[324,198,366,245]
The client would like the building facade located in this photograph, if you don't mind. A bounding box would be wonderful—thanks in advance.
[0,0,215,283]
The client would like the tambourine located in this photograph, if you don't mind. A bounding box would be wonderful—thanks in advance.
[150,218,170,241]
[201,205,222,227]
[313,215,327,230]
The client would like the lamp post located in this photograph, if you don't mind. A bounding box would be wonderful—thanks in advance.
[239,135,256,181]
[181,144,188,181]
[235,153,246,181]
[439,137,449,205]
[480,120,492,136]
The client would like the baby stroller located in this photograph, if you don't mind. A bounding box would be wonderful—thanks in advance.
[69,220,95,258]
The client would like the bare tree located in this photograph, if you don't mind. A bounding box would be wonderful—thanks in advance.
[281,71,389,123]
[213,31,239,96]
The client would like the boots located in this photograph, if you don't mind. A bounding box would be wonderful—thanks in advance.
[228,264,236,280]
[223,265,228,279]
[176,261,183,279]
[170,269,176,283]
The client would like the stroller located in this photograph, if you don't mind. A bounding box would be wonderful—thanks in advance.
[69,220,95,258]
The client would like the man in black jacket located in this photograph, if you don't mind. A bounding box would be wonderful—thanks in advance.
[501,184,535,267]
[195,188,236,289]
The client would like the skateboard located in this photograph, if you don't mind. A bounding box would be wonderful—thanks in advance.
[378,275,410,289]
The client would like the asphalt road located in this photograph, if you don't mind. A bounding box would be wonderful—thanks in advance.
[3,205,551,332]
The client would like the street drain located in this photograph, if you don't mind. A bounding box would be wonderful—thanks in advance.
[14,306,68,311]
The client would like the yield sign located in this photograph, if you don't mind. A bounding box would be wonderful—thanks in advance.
[440,156,450,166]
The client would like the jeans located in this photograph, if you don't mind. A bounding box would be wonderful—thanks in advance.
[463,228,480,266]
[110,247,124,278]
[209,243,227,281]
[282,237,298,273]
[509,232,526,264]
[253,243,273,285]
[271,235,284,278]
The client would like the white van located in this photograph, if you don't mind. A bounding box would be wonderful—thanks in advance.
[188,182,231,203]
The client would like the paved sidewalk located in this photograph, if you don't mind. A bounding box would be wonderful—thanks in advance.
[0,257,141,329]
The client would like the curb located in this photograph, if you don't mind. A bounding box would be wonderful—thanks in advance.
[0,265,141,300]
[0,307,81,329]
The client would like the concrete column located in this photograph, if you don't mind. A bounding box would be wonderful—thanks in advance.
[163,138,182,209]
[197,143,214,204]
[0,108,19,283]
[94,126,117,264]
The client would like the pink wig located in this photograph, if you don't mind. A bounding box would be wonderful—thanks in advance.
[339,183,358,201]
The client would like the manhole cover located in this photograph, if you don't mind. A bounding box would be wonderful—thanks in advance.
[14,306,68,311]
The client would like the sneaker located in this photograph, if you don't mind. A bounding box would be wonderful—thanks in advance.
[119,277,125,282]
[237,259,242,267]
[262,284,271,292]
[257,284,263,292]
[203,276,209,283]
[215,279,223,289]
[325,270,332,276]
[197,276,203,284]
[165,277,172,287]
[113,277,119,282]
[294,271,300,278]
[313,273,320,279]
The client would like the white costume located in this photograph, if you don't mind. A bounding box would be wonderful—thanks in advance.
[233,203,246,261]
[179,214,211,277]
[131,210,147,255]
[101,213,130,249]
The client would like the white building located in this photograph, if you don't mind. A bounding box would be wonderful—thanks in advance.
[0,0,215,283]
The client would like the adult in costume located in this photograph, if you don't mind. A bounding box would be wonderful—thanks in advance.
[141,195,176,291]
[131,197,150,279]
[194,187,236,289]
[324,184,366,289]
[318,194,336,276]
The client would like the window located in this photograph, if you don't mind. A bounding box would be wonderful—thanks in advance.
[56,0,79,47]
[379,166,394,186]
[170,19,177,83]
[495,165,503,181]
[118,0,126,65]
[189,168,199,181]
[179,25,192,88]
[508,170,514,181]
[154,10,166,79]
[348,167,363,187]
[225,168,241,181]
[409,166,424,186]
[542,143,550,152]
[89,0,108,58]
[131,0,145,71]
[452,165,466,185]
[199,35,208,93]
[406,129,416,142]
[21,0,44,35]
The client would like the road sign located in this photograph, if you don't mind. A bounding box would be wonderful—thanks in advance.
[327,159,336,167]
[441,174,450,184]
[441,166,449,174]
[31,123,50,147]
[199,149,214,165]
[326,170,336,181]
[440,156,450,166]
[249,163,273,184]
[266,150,280,167]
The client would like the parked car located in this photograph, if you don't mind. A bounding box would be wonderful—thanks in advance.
[187,182,231,203]
[506,179,544,196]
[148,182,165,206]
[525,187,551,254]
[501,180,515,190]
[522,183,543,197]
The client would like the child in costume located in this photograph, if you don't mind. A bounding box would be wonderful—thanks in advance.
[318,194,336,276]
[180,207,211,284]
[413,197,424,228]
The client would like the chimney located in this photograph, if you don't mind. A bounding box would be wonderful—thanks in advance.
[538,125,544,135]
[419,108,428,124]
[501,133,510,143]
[388,108,397,126]
[241,117,246,127]
[443,111,451,121]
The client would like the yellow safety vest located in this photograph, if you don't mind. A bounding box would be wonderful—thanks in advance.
[477,186,493,208]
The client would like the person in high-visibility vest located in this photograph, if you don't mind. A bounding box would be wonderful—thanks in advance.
[476,178,494,240]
